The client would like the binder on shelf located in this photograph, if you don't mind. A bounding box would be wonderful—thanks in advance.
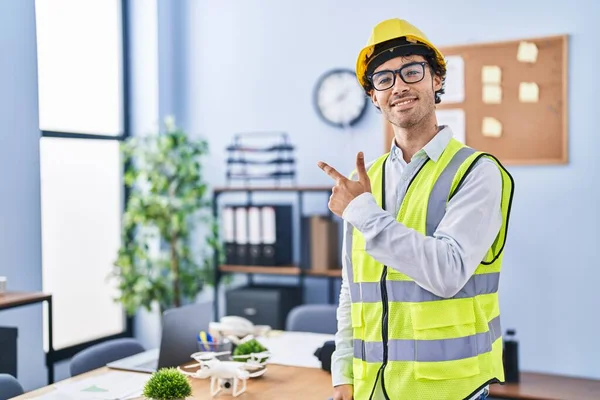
[222,204,293,267]
[222,207,236,265]
[248,206,262,266]
[260,205,293,266]
[234,207,248,265]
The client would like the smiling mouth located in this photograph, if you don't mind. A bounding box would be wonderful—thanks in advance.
[391,98,417,109]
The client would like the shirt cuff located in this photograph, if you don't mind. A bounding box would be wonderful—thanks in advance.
[342,192,378,230]
[332,375,354,387]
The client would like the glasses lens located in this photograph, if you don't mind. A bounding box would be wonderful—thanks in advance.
[371,71,394,90]
[401,63,424,83]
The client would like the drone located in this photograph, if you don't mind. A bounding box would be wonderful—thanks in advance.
[178,349,271,397]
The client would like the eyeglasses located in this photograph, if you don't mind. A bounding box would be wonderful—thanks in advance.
[368,62,427,91]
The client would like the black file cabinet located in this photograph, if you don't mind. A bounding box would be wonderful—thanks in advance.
[226,285,302,330]
[0,327,18,377]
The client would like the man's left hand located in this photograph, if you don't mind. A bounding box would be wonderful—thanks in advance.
[317,152,371,218]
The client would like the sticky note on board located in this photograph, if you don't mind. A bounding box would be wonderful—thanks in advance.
[482,117,502,138]
[519,82,539,102]
[482,66,502,84]
[517,41,538,63]
[482,84,502,104]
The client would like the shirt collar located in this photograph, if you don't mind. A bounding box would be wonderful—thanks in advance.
[389,125,454,163]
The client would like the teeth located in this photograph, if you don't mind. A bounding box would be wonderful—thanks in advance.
[393,99,414,106]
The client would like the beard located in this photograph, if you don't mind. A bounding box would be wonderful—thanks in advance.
[383,91,436,129]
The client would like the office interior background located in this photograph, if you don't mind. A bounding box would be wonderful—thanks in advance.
[0,0,598,393]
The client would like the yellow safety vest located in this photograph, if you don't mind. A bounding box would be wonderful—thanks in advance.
[349,138,514,400]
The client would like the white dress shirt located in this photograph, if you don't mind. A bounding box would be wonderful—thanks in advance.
[331,126,503,400]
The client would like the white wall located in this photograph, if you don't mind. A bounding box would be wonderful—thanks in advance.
[0,0,44,391]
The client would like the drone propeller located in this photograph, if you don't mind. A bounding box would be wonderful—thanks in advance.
[191,350,231,361]
[231,351,270,360]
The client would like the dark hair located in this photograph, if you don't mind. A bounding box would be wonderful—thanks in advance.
[424,52,446,104]
[363,39,447,104]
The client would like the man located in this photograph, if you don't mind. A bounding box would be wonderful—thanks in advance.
[317,18,515,400]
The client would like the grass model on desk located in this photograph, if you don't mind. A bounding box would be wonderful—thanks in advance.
[143,368,192,400]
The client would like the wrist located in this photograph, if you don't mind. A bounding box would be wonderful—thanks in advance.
[342,192,375,227]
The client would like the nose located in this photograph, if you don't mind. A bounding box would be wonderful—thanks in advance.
[391,73,410,96]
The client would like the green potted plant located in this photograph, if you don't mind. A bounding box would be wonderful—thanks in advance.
[110,116,221,315]
[232,338,269,364]
[143,368,192,400]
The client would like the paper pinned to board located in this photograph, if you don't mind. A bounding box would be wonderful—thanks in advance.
[481,66,502,84]
[519,82,539,102]
[482,117,503,138]
[482,84,502,104]
[436,109,466,144]
[443,55,465,103]
[517,41,538,63]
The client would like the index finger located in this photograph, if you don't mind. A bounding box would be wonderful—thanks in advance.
[356,151,368,182]
[317,161,346,182]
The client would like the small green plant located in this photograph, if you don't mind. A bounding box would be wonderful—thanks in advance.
[233,338,269,363]
[143,368,192,400]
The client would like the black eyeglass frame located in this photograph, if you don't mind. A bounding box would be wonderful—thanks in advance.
[368,61,428,91]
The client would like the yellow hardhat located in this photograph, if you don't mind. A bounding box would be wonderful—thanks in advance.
[356,18,446,91]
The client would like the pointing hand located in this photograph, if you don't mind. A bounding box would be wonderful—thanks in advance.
[317,152,371,218]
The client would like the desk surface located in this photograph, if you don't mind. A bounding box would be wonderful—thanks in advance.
[0,291,52,310]
[489,372,600,400]
[13,364,334,400]
[15,367,600,400]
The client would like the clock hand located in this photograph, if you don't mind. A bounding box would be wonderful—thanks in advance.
[336,89,350,102]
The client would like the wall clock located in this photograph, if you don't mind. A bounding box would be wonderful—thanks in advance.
[313,68,368,128]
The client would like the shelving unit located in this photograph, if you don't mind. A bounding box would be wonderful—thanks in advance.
[211,186,342,319]
[225,132,297,187]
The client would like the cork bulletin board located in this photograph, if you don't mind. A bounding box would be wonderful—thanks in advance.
[383,34,569,165]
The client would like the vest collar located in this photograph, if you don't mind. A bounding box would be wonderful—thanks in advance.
[389,125,455,163]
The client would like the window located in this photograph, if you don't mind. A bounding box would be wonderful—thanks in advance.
[35,0,131,356]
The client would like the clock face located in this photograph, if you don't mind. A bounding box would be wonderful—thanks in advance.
[314,69,368,128]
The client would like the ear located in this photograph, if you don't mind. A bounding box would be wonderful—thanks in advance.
[369,89,380,109]
[433,73,442,92]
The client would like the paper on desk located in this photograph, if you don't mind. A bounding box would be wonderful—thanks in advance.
[30,390,143,400]
[49,371,150,400]
[258,331,335,369]
[29,391,77,400]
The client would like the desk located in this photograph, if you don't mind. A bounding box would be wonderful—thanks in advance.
[489,372,600,400]
[12,364,334,400]
[12,366,600,400]
[0,292,54,384]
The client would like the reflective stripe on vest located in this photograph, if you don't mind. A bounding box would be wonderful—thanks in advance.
[426,147,475,236]
[350,272,499,303]
[353,315,501,363]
